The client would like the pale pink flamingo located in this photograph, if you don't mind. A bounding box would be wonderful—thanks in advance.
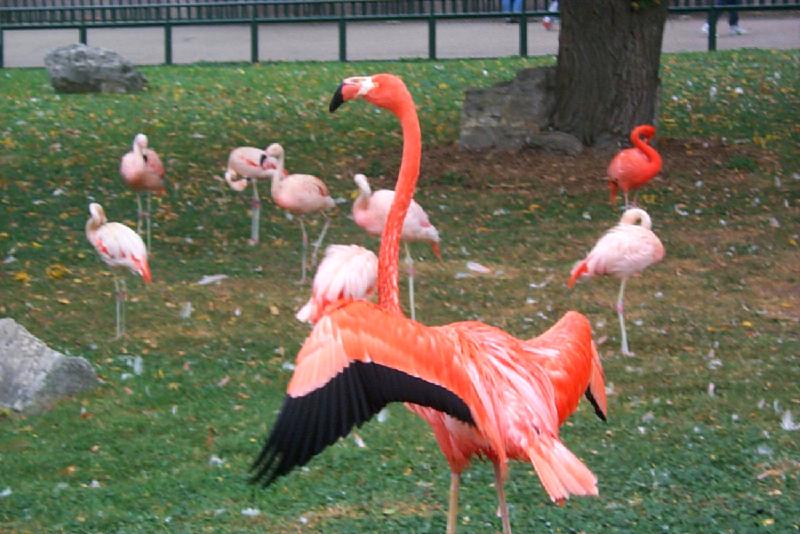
[568,207,665,355]
[85,203,152,339]
[120,133,166,251]
[251,74,603,534]
[352,172,440,320]
[607,125,662,206]
[262,143,335,283]
[296,244,378,324]
[222,146,272,245]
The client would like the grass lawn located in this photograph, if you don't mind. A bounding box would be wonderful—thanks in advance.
[1,49,798,532]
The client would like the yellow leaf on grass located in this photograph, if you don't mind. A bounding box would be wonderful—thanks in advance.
[57,298,71,305]
[269,305,280,316]
[46,264,71,279]
[14,272,31,283]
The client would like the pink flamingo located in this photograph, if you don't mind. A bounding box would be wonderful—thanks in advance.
[352,172,440,320]
[568,207,665,355]
[262,143,335,283]
[120,133,166,251]
[85,203,152,339]
[251,74,603,534]
[607,124,662,207]
[222,146,272,245]
[296,244,378,324]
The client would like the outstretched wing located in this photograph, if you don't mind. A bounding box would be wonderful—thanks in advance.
[251,300,477,486]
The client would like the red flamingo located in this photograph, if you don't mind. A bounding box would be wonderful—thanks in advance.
[352,172,441,320]
[568,207,665,355]
[85,203,152,339]
[250,74,605,533]
[607,125,662,206]
[120,133,166,251]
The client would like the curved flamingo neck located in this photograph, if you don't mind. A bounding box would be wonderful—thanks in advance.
[269,160,285,197]
[631,127,662,175]
[378,94,421,315]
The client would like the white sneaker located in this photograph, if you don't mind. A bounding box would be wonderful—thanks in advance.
[701,22,709,34]
[730,25,748,35]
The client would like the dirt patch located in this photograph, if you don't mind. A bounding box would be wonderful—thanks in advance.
[355,137,773,194]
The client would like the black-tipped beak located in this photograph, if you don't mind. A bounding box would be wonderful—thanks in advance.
[259,153,267,166]
[329,83,345,113]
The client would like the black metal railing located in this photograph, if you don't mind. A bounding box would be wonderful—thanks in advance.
[1,0,798,67]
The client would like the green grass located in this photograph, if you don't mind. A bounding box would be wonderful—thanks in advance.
[1,49,799,533]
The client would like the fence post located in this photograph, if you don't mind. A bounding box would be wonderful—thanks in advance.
[707,4,718,52]
[79,26,87,44]
[518,0,527,57]
[250,4,259,63]
[164,4,173,65]
[0,28,4,69]
[428,0,436,60]
[338,6,347,62]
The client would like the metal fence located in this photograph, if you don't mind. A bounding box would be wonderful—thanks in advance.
[1,0,798,67]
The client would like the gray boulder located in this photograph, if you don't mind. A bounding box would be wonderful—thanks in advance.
[0,318,97,413]
[44,43,147,94]
[459,66,558,151]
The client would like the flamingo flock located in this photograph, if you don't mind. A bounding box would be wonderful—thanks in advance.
[83,71,667,533]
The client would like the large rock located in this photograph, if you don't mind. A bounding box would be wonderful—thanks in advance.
[0,318,97,413]
[459,66,558,151]
[44,43,147,94]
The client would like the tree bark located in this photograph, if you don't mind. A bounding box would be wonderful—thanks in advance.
[552,0,668,147]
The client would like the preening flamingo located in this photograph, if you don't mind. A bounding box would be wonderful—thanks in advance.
[85,203,152,339]
[607,124,662,206]
[295,244,378,324]
[262,143,335,283]
[568,207,665,355]
[352,172,441,320]
[120,133,166,251]
[223,146,270,245]
[251,74,604,534]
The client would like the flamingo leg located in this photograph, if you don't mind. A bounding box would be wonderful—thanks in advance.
[136,194,144,236]
[617,278,632,355]
[404,243,416,321]
[249,180,261,246]
[114,277,127,339]
[623,190,630,208]
[299,217,308,284]
[493,462,512,534]
[146,192,152,252]
[310,214,331,268]
[446,471,460,534]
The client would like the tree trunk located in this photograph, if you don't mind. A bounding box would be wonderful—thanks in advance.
[552,0,668,147]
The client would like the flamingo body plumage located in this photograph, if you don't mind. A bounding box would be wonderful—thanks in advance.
[296,244,378,324]
[607,125,662,206]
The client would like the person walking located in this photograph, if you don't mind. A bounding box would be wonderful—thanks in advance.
[702,0,747,36]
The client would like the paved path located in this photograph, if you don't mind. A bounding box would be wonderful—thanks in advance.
[3,14,798,68]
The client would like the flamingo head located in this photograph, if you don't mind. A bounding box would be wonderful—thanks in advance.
[632,124,656,142]
[133,133,148,149]
[88,202,107,224]
[265,143,284,164]
[261,155,279,173]
[224,170,249,192]
[330,74,409,114]
[353,173,371,194]
[620,207,653,229]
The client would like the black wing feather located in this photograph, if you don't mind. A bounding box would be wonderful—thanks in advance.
[250,361,475,486]
[585,388,607,422]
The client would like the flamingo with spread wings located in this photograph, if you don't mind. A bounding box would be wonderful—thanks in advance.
[251,74,605,534]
